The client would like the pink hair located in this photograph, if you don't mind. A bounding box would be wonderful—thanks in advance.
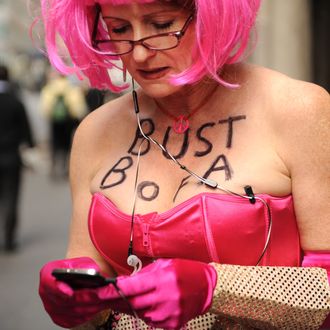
[38,0,261,91]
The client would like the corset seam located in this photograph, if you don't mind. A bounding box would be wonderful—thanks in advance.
[201,195,220,263]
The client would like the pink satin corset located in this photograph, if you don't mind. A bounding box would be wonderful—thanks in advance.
[88,192,301,275]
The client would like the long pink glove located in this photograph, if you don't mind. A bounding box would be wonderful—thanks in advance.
[302,251,330,329]
[104,258,217,329]
[39,257,121,328]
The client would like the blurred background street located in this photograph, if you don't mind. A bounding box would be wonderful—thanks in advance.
[0,89,72,329]
[0,130,70,329]
[0,172,69,329]
[0,0,329,329]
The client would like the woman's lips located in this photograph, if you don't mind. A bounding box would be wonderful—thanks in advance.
[137,67,170,80]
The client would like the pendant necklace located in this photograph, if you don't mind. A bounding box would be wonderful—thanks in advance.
[154,85,218,134]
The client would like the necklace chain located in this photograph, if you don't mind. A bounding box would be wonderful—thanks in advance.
[154,85,218,134]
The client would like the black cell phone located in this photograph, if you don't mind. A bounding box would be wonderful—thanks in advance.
[52,268,116,289]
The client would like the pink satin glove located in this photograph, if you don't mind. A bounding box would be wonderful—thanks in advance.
[110,258,217,329]
[39,257,121,328]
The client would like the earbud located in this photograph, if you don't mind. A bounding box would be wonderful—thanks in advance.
[127,254,142,275]
[127,254,139,267]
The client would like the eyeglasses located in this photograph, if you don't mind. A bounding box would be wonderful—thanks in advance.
[91,4,194,56]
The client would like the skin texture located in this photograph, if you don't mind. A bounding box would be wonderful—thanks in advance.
[62,2,330,328]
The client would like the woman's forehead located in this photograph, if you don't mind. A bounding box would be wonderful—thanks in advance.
[90,0,191,12]
[94,0,191,7]
[98,0,185,18]
[95,0,159,5]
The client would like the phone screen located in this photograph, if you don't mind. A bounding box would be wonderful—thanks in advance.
[52,268,116,289]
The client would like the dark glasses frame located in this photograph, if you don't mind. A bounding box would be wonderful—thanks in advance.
[91,3,194,56]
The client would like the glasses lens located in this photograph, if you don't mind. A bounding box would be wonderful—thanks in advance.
[143,35,178,50]
[95,40,132,55]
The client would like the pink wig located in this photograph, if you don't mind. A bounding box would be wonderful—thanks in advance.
[39,0,261,91]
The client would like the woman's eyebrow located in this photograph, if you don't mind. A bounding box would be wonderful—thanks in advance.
[102,16,129,21]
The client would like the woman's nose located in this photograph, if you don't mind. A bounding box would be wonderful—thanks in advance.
[132,43,156,63]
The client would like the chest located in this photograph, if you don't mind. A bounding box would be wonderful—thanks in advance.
[91,111,290,215]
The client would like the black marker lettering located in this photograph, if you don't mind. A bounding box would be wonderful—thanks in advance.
[173,175,191,202]
[195,122,216,157]
[138,181,160,201]
[100,156,133,189]
[218,115,246,148]
[202,154,233,181]
[128,118,155,156]
[162,127,189,159]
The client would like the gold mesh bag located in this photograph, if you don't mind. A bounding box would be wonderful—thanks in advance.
[209,263,330,330]
[111,313,218,329]
[74,309,220,329]
[74,265,330,330]
[77,312,251,329]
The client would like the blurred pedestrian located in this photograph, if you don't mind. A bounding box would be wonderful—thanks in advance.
[40,72,87,178]
[0,64,35,252]
[85,88,105,112]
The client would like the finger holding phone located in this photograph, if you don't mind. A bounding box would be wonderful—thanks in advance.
[39,257,123,328]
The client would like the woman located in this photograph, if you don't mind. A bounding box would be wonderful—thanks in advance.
[38,0,330,329]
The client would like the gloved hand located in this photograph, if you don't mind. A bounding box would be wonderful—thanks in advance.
[39,257,121,328]
[108,258,217,330]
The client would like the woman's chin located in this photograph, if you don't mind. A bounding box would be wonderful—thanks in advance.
[136,80,182,99]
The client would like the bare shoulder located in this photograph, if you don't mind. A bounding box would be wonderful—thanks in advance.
[246,64,329,118]
[70,92,134,179]
[262,67,328,144]
[74,91,134,142]
[243,64,329,148]
[246,65,330,249]
[73,92,133,149]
